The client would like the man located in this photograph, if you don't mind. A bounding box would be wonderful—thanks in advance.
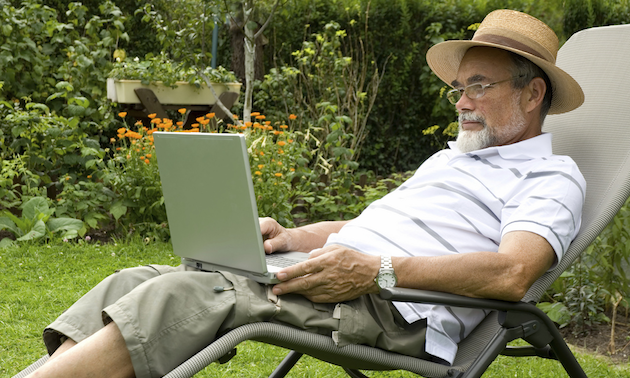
[24,9,585,378]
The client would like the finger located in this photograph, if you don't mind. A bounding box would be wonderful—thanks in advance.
[276,257,322,281]
[259,218,287,254]
[273,271,322,296]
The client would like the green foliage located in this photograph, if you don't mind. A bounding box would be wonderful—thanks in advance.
[109,53,238,87]
[0,197,84,245]
[136,1,222,69]
[0,0,129,138]
[0,103,106,199]
[540,197,630,333]
[255,21,379,175]
[563,0,630,37]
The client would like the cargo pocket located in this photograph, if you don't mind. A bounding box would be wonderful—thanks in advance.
[214,271,278,330]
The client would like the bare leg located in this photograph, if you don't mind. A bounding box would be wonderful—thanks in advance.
[26,322,134,378]
[47,338,77,362]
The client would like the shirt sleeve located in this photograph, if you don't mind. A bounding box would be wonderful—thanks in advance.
[500,159,585,269]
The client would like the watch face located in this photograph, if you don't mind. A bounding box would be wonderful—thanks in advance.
[377,272,397,288]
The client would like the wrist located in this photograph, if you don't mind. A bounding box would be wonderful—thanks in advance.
[375,255,398,290]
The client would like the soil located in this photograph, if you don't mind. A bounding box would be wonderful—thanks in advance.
[561,311,630,365]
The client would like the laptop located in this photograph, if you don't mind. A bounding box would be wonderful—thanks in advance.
[153,131,309,284]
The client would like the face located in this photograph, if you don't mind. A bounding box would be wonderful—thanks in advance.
[452,47,533,153]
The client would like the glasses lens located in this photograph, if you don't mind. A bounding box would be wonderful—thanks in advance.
[465,83,485,99]
[447,89,461,105]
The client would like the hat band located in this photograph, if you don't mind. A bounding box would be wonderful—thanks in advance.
[473,34,548,61]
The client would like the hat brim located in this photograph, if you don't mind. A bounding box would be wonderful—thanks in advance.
[426,40,584,114]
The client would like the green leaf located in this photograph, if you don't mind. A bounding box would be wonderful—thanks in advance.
[1,24,13,37]
[0,216,20,236]
[16,219,46,241]
[47,217,84,234]
[0,238,15,248]
[21,197,50,221]
[110,201,127,220]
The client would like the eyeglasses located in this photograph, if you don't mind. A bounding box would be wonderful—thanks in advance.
[446,77,519,105]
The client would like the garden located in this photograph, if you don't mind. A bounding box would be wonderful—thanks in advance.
[1,0,630,376]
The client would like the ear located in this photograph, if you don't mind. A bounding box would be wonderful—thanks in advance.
[523,77,546,113]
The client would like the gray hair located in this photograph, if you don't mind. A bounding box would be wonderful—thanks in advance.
[508,53,553,122]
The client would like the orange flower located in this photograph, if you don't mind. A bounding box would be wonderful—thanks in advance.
[250,112,260,116]
[288,139,294,143]
[116,147,121,151]
[191,128,200,132]
[232,114,239,119]
[192,123,200,128]
[146,154,152,158]
[273,130,281,135]
[278,149,284,154]
[258,164,264,169]
[245,121,253,128]
[139,156,145,160]
[118,112,127,118]
[274,173,283,177]
[255,115,266,120]
[151,118,162,124]
[176,121,184,127]
[200,119,210,125]
[126,154,131,159]
[206,113,215,119]
[277,141,286,146]
[259,151,265,156]
[280,125,288,129]
[277,161,283,166]
[254,171,262,176]
[178,108,187,114]
[196,116,205,123]
[144,159,150,164]
[148,113,157,119]
[117,127,126,134]
[110,137,116,143]
[65,176,70,181]
[289,114,297,120]
[135,121,143,126]
[290,168,295,172]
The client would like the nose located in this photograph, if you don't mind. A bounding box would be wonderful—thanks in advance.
[455,92,475,113]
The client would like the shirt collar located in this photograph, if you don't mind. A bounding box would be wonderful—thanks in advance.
[447,133,553,160]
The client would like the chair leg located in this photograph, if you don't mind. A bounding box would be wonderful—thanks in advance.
[269,350,303,378]
[549,337,587,378]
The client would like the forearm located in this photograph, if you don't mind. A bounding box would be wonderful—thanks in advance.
[393,253,530,301]
[393,231,554,301]
[287,220,350,252]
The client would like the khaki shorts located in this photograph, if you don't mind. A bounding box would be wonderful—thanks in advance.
[44,264,428,378]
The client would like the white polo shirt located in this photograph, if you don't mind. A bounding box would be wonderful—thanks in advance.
[324,133,585,364]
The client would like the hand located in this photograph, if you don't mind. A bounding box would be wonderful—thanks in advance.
[272,245,381,303]
[259,217,292,254]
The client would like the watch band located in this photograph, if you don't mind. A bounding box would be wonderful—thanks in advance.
[381,255,393,270]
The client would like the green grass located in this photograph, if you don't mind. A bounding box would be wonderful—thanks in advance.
[2,240,629,378]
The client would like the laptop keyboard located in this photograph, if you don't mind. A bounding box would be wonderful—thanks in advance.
[266,254,302,268]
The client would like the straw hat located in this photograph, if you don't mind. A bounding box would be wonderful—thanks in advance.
[426,9,584,114]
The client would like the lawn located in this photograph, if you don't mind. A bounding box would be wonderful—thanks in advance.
[2,240,629,378]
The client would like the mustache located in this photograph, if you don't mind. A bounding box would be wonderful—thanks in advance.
[458,112,486,128]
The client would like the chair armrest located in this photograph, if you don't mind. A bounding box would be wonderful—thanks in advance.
[379,287,528,312]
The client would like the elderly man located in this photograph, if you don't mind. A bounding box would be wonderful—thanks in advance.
[25,9,585,378]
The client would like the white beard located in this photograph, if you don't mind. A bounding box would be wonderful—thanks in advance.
[456,94,526,153]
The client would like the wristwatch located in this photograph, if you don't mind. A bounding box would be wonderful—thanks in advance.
[375,255,398,289]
